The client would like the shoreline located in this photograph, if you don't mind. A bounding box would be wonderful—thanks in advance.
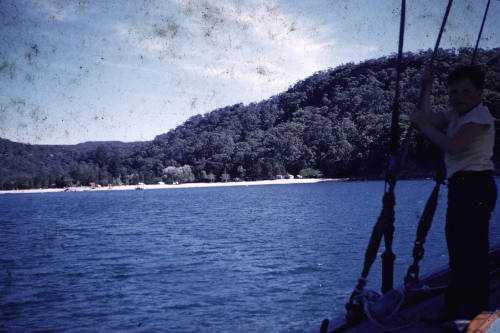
[0,178,347,195]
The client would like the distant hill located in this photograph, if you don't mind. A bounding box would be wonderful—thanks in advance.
[0,138,146,189]
[1,47,499,189]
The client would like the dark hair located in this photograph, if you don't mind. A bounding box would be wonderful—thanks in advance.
[447,65,485,89]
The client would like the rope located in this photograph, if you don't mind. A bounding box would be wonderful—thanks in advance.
[347,0,406,314]
[395,1,454,286]
[344,0,461,326]
[404,0,492,287]
[430,0,453,64]
[379,0,407,296]
[361,289,420,331]
[471,0,491,65]
[399,0,453,170]
[389,0,406,160]
[404,164,445,286]
[346,0,454,322]
[381,0,455,293]
[322,1,494,330]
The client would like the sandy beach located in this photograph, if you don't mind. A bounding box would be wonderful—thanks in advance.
[0,178,345,195]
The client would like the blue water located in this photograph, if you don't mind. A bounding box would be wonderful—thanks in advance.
[1,179,499,332]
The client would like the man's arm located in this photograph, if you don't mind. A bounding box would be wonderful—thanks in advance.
[411,120,488,154]
[416,66,447,129]
[410,67,488,154]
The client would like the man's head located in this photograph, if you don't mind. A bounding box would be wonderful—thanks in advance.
[447,65,484,115]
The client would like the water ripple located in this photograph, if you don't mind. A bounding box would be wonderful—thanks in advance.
[0,180,499,332]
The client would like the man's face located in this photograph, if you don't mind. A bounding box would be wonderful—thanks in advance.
[448,78,482,115]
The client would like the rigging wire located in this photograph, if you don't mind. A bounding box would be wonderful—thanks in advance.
[380,0,406,295]
[399,0,453,169]
[345,0,454,324]
[345,1,407,321]
[337,0,497,330]
[405,0,492,287]
[430,0,454,65]
[471,0,491,65]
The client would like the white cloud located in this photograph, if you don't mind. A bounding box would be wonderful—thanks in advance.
[110,0,347,94]
[179,61,290,89]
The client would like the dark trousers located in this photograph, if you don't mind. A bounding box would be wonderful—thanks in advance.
[444,170,497,319]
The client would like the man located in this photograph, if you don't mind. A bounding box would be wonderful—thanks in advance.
[411,65,497,320]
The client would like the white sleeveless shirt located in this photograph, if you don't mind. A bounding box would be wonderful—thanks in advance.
[442,103,495,178]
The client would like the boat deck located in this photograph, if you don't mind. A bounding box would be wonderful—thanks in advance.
[310,245,500,332]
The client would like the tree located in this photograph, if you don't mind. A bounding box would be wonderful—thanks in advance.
[163,166,179,184]
[108,148,122,179]
[95,145,108,168]
[300,168,323,178]
[207,172,216,182]
[179,165,195,183]
[236,165,246,178]
[221,172,230,182]
[162,165,195,184]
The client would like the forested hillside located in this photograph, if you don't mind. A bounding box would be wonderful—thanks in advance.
[1,48,499,189]
[0,139,146,189]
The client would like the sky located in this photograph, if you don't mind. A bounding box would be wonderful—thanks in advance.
[0,0,499,145]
